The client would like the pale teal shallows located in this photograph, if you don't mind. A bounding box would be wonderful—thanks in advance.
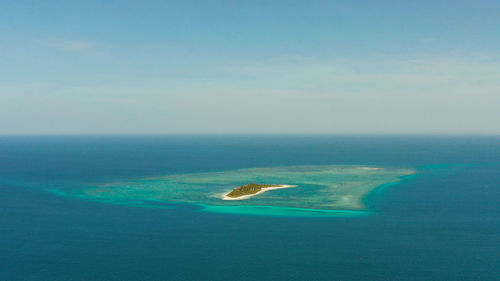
[53,165,414,216]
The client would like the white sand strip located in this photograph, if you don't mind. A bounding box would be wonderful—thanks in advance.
[222,185,297,200]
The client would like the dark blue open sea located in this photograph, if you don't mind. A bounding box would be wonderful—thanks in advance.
[1,135,499,281]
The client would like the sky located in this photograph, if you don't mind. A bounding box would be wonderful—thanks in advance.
[1,0,499,134]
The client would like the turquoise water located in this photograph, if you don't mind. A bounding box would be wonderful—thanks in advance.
[1,135,499,280]
[54,165,414,216]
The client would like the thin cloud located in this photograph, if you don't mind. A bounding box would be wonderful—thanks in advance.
[37,39,96,51]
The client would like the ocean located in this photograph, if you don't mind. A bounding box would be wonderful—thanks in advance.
[1,135,499,280]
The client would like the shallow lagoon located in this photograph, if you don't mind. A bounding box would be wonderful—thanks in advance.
[55,165,414,215]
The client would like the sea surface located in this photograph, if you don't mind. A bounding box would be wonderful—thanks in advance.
[1,135,499,280]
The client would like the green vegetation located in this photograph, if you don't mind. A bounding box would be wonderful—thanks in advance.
[226,183,278,198]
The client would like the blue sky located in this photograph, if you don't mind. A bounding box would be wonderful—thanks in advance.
[1,0,499,134]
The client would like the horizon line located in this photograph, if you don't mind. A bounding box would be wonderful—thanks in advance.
[1,133,499,137]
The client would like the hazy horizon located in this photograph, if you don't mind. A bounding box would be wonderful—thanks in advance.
[1,1,499,134]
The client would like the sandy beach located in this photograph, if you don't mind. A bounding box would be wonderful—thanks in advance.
[222,185,297,200]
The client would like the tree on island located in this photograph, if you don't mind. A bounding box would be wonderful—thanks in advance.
[225,183,276,198]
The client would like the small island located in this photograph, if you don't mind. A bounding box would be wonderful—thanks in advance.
[222,183,296,200]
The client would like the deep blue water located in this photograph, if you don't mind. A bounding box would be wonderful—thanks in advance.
[1,135,499,280]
